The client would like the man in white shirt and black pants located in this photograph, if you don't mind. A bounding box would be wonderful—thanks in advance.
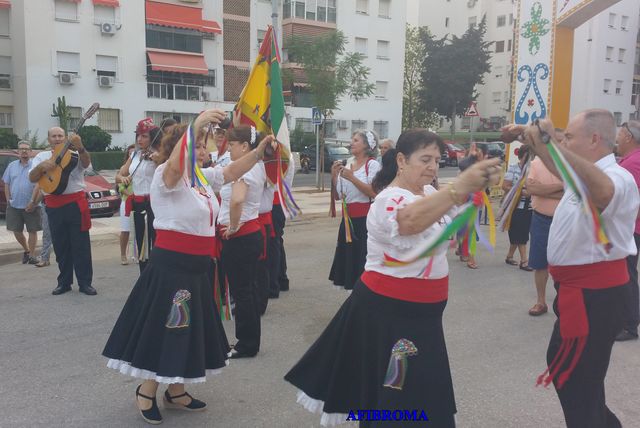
[29,127,96,296]
[507,110,639,428]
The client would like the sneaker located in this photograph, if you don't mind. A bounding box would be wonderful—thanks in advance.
[28,257,39,265]
[22,252,30,264]
[35,260,50,268]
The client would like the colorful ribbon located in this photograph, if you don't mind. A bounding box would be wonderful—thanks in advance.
[497,156,531,232]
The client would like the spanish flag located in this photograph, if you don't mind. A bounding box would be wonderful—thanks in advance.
[233,26,300,218]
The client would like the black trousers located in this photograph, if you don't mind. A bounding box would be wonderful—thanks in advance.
[46,202,93,289]
[269,204,289,297]
[547,283,626,428]
[622,233,640,335]
[221,231,262,355]
[132,199,155,273]
[256,224,271,315]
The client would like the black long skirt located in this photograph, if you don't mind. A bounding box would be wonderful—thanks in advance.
[103,247,230,383]
[508,206,532,245]
[285,279,457,427]
[329,217,368,290]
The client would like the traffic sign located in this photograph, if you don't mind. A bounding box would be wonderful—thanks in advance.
[312,107,323,125]
[465,102,479,117]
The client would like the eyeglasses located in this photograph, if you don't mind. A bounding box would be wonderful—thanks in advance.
[17,148,30,152]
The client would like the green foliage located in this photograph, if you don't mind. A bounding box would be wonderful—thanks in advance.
[0,129,20,149]
[419,17,493,133]
[289,125,316,153]
[89,151,125,171]
[78,125,112,152]
[51,96,71,132]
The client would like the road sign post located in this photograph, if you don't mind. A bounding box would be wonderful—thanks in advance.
[465,101,480,143]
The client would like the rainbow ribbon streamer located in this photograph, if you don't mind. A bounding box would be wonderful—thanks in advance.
[180,120,209,189]
[274,146,301,219]
[341,196,354,243]
[384,192,496,272]
[497,157,531,232]
[545,142,611,252]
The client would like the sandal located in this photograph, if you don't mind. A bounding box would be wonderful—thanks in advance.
[121,256,129,266]
[519,261,533,272]
[528,303,548,316]
[163,390,207,412]
[35,260,50,268]
[135,385,162,425]
[505,257,518,266]
[460,255,469,262]
[466,262,478,269]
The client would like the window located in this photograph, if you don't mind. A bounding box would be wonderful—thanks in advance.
[305,0,316,20]
[0,56,11,89]
[606,46,613,61]
[378,0,390,18]
[55,0,79,21]
[296,118,314,133]
[284,0,291,18]
[356,0,368,14]
[468,16,477,28]
[603,79,611,94]
[355,37,368,56]
[57,51,80,74]
[621,15,629,30]
[68,107,83,130]
[445,17,449,28]
[616,80,623,95]
[294,0,305,18]
[146,27,203,53]
[146,111,198,126]
[613,112,622,126]
[618,48,626,63]
[257,29,267,49]
[324,119,336,138]
[316,0,327,21]
[376,40,389,59]
[375,81,388,99]
[351,120,367,132]
[94,5,116,24]
[509,13,514,25]
[0,9,9,36]
[497,15,506,27]
[494,66,504,78]
[327,0,336,23]
[504,91,510,103]
[98,108,121,132]
[495,41,505,53]
[608,13,616,28]
[373,121,388,139]
[492,92,501,103]
[207,69,216,87]
[633,81,640,106]
[507,39,512,52]
[96,55,117,78]
[0,111,12,128]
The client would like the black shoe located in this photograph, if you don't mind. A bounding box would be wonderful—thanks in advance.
[52,285,71,295]
[163,390,206,412]
[136,385,162,425]
[22,252,30,264]
[227,349,257,359]
[27,257,38,265]
[268,293,279,299]
[79,285,97,295]
[615,330,638,342]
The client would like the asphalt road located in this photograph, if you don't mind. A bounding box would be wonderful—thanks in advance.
[1,217,639,427]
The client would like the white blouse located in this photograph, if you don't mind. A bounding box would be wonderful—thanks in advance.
[211,151,231,168]
[365,185,455,279]
[217,162,267,226]
[336,158,381,204]
[151,163,225,237]
[129,151,157,196]
[259,162,276,214]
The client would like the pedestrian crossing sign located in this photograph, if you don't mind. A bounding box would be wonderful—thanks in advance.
[312,107,322,125]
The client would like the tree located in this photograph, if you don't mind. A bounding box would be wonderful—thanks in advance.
[419,17,492,135]
[0,129,19,149]
[51,96,72,132]
[287,30,375,188]
[403,25,440,130]
[78,125,112,152]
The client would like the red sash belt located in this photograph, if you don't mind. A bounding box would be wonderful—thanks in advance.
[155,229,216,258]
[44,191,91,231]
[538,259,629,389]
[219,218,261,240]
[361,270,449,303]
[258,212,274,260]
[273,193,280,205]
[347,202,371,218]
[125,194,150,217]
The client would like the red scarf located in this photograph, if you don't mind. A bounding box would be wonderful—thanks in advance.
[538,259,629,389]
[44,191,91,231]
[124,194,150,217]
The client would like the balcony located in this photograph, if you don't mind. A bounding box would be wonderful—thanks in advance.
[147,82,204,101]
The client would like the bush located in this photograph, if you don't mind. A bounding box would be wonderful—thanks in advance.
[78,125,112,152]
[0,129,20,149]
[90,151,126,171]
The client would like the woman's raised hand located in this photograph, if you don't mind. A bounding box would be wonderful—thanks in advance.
[255,135,277,159]
[194,109,228,131]
[455,158,502,195]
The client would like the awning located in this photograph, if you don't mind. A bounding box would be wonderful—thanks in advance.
[0,0,10,9]
[93,0,119,7]
[146,1,222,35]
[147,50,209,75]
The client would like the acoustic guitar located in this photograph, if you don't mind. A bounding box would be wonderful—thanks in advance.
[39,103,100,195]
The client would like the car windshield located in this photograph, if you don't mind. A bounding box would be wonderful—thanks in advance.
[327,146,349,155]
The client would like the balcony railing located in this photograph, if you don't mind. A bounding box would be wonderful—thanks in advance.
[147,82,203,101]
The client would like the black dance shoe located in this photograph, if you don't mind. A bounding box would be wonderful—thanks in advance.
[227,349,257,359]
[135,385,162,425]
[615,330,638,342]
[52,285,71,295]
[79,285,97,295]
[163,390,207,411]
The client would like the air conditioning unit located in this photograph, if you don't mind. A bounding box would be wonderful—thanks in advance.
[467,0,477,7]
[101,22,117,35]
[337,120,348,129]
[202,91,210,101]
[58,72,76,85]
[98,76,115,87]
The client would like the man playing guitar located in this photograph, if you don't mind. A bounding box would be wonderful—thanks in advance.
[28,127,96,296]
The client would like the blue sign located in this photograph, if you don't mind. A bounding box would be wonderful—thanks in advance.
[312,107,322,125]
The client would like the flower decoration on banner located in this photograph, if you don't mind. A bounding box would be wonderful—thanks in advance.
[528,99,535,107]
[522,2,550,56]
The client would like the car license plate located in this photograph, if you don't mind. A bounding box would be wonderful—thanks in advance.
[89,202,109,209]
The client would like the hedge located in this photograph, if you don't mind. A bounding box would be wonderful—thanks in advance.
[90,151,127,171]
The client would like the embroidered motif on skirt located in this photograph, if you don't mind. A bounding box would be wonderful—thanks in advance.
[383,338,418,390]
[165,289,192,329]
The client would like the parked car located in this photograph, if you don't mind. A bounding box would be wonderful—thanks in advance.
[439,149,449,168]
[302,143,351,172]
[444,141,465,167]
[84,168,121,217]
[459,142,506,161]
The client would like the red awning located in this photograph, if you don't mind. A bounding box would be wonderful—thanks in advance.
[0,0,10,9]
[93,0,119,7]
[146,1,222,34]
[147,50,209,75]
